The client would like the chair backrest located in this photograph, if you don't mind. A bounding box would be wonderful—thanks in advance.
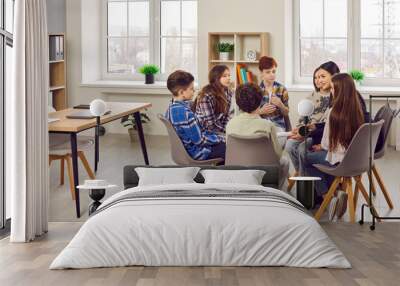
[336,120,384,177]
[225,133,280,166]
[157,114,198,165]
[374,104,394,157]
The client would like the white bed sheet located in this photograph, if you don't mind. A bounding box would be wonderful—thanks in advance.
[50,183,351,269]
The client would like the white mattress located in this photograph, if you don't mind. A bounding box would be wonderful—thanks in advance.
[50,183,351,269]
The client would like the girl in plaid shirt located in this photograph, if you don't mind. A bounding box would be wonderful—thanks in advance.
[165,70,226,161]
[194,65,233,134]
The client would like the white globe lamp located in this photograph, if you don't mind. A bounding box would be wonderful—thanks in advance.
[298,99,314,117]
[90,99,107,117]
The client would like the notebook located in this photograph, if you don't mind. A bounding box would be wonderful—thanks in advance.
[66,110,111,119]
[48,117,60,123]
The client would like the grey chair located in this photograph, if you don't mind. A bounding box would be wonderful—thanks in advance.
[368,104,395,209]
[314,120,384,223]
[157,114,224,166]
[225,134,289,189]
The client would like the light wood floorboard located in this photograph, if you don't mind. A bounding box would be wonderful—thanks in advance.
[1,222,400,286]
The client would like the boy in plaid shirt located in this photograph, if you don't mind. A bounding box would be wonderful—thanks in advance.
[165,70,226,161]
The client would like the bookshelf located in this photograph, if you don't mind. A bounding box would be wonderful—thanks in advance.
[208,32,269,87]
[48,33,67,110]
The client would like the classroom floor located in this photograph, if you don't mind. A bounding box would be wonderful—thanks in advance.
[1,222,400,286]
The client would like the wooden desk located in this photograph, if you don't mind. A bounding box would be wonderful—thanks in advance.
[49,102,152,217]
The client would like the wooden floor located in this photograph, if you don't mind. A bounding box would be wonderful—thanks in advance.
[1,222,400,286]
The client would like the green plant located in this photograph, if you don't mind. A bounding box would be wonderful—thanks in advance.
[216,42,234,53]
[138,64,160,75]
[349,69,365,83]
[121,111,151,130]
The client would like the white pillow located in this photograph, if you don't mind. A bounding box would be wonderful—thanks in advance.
[200,169,266,185]
[135,167,201,186]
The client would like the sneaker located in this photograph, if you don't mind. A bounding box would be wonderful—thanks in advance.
[336,191,348,219]
[328,196,339,221]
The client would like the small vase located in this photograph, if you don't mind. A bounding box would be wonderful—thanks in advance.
[145,74,154,84]
[219,52,230,61]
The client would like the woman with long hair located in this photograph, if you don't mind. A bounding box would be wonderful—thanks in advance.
[194,65,233,133]
[286,61,340,175]
[304,73,365,219]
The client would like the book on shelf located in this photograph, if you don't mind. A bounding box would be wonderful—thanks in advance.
[236,64,244,85]
[49,35,64,61]
[246,71,253,84]
[59,36,64,59]
[240,68,248,84]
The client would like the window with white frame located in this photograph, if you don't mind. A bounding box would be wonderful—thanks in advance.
[295,0,400,85]
[105,0,197,80]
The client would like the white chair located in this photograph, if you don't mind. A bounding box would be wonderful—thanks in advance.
[48,106,95,200]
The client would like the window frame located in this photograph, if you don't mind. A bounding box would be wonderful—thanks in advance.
[293,0,400,87]
[102,0,197,81]
[1,0,14,231]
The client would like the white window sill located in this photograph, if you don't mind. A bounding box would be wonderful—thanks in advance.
[80,80,170,95]
[80,80,200,95]
[287,84,400,97]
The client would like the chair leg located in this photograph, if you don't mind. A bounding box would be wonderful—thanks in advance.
[345,178,355,223]
[78,151,96,179]
[367,171,377,196]
[60,158,65,185]
[353,177,359,208]
[287,171,298,192]
[372,165,394,209]
[354,175,381,221]
[65,156,76,201]
[314,177,341,221]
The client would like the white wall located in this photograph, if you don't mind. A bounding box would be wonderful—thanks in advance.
[47,0,66,33]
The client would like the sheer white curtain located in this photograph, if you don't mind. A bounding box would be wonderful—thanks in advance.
[9,0,49,242]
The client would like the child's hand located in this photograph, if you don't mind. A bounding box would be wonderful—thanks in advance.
[270,95,284,108]
[311,144,322,152]
[260,104,276,115]
[288,132,304,141]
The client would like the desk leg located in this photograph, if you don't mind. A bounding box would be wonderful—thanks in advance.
[95,117,100,172]
[133,111,149,165]
[71,133,80,218]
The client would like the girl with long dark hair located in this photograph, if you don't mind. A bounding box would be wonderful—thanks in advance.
[194,65,233,133]
[304,73,365,219]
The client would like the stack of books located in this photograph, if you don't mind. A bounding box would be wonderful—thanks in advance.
[236,64,253,85]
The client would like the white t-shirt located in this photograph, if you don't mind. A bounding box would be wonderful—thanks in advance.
[321,109,347,165]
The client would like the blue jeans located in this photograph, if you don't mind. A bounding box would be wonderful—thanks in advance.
[302,150,335,197]
[285,138,313,174]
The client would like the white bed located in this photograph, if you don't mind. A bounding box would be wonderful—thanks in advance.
[50,183,351,269]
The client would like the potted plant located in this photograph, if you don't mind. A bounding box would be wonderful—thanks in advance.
[138,64,160,84]
[216,42,234,61]
[350,69,365,87]
[121,111,151,142]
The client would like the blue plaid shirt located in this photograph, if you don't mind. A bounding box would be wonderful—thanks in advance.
[165,100,224,160]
